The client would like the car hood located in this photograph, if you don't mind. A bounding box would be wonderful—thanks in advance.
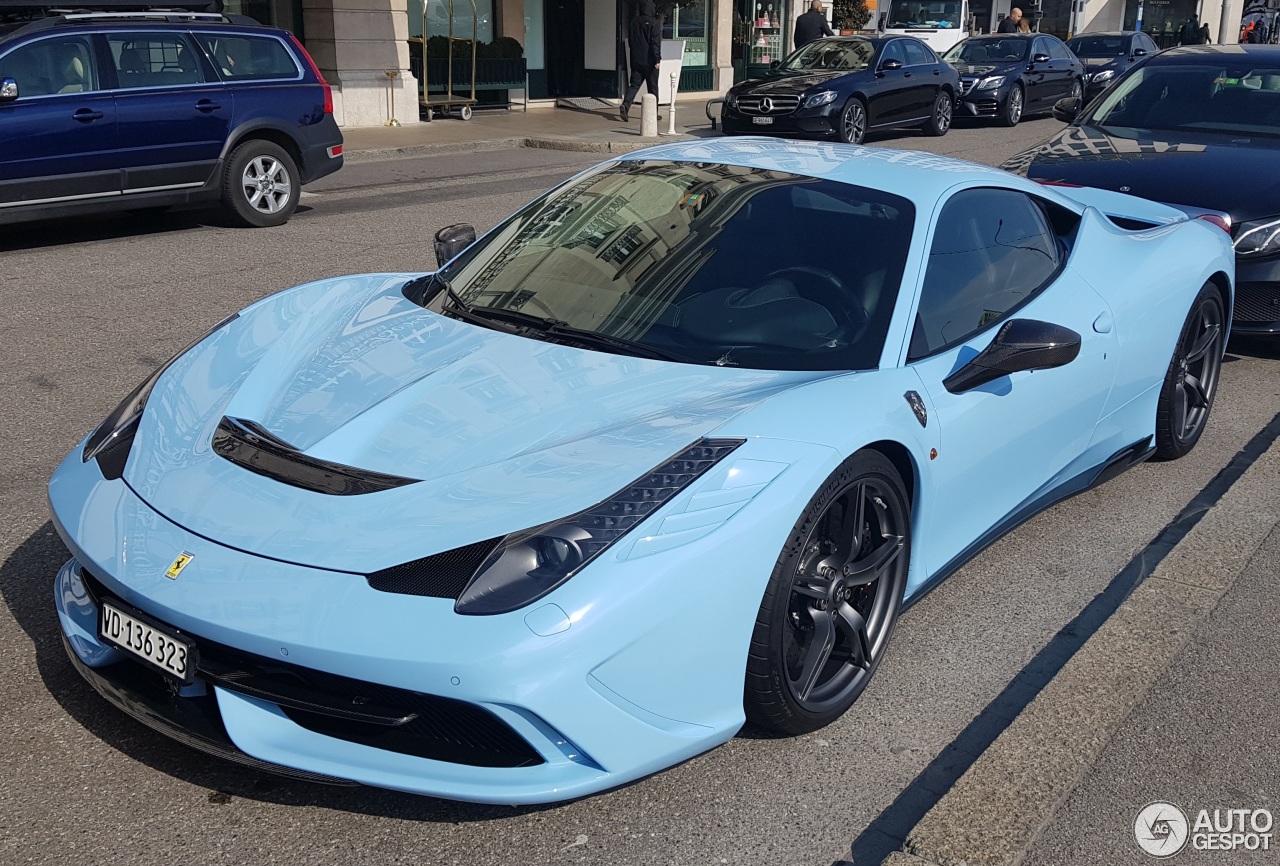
[122,274,820,573]
[736,71,847,95]
[1004,123,1280,223]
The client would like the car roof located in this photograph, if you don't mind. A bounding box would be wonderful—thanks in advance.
[964,33,1037,40]
[0,9,272,44]
[1144,44,1280,64]
[1068,31,1137,37]
[616,140,1030,205]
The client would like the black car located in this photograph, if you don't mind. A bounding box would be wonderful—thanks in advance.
[1003,45,1280,335]
[943,33,1085,126]
[0,8,342,227]
[1066,30,1159,99]
[721,36,959,144]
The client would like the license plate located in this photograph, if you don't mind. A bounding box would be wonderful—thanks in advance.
[752,116,774,125]
[100,600,197,684]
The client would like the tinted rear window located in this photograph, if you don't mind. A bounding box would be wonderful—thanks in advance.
[196,34,299,80]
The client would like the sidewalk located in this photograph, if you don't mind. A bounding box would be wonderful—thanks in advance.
[340,99,719,162]
[880,423,1280,866]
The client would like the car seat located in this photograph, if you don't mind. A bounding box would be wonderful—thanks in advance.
[52,43,90,93]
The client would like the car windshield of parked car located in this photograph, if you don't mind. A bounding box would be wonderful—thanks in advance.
[1066,34,1129,57]
[1086,63,1280,137]
[944,38,1028,63]
[885,0,961,28]
[781,38,874,72]
[433,161,915,371]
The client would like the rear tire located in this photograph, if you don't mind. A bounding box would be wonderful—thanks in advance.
[745,450,910,734]
[999,83,1024,127]
[220,140,300,228]
[923,90,953,136]
[1154,282,1225,459]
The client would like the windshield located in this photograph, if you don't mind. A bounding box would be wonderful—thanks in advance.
[944,38,1028,63]
[1087,63,1280,138]
[885,0,961,29]
[433,161,915,372]
[1066,35,1130,57]
[781,38,874,72]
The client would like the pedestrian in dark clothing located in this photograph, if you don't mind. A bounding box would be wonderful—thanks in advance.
[997,7,1022,32]
[621,0,661,122]
[794,0,834,49]
[1179,17,1200,45]
[1200,23,1212,43]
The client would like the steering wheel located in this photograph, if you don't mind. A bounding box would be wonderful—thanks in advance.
[763,266,870,342]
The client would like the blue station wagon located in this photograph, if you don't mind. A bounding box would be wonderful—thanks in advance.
[0,9,343,227]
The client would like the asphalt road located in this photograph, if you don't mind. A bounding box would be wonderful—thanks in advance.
[1,119,1277,866]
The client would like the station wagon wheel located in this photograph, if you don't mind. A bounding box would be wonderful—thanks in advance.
[999,82,1023,127]
[837,97,868,144]
[1155,282,1225,459]
[924,90,953,136]
[745,450,910,734]
[220,140,301,228]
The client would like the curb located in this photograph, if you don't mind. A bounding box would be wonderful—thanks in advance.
[341,134,699,163]
[888,438,1280,866]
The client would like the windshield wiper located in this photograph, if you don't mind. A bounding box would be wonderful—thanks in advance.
[462,305,695,363]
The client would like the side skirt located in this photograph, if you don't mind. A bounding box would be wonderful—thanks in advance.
[903,436,1154,610]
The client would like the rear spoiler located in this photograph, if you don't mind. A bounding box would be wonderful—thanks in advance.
[1036,181,1232,233]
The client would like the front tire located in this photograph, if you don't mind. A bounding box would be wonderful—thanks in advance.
[745,450,911,734]
[999,83,1024,127]
[923,90,953,136]
[1155,282,1225,459]
[837,97,868,144]
[220,140,300,228]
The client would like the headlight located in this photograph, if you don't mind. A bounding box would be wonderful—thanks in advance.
[1234,216,1280,257]
[82,313,239,465]
[454,438,744,615]
[802,90,839,109]
[1091,69,1114,84]
[976,75,1005,90]
[726,92,739,108]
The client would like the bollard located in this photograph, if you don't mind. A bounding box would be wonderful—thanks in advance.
[661,71,679,135]
[641,93,658,137]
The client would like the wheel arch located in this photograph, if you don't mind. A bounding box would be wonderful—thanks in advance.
[1206,270,1232,325]
[223,126,305,177]
[861,439,918,508]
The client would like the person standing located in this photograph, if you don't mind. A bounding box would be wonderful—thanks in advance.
[794,0,834,49]
[621,0,662,122]
[997,7,1022,32]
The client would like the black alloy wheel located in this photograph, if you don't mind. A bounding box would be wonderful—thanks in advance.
[838,97,868,144]
[1155,282,1225,459]
[745,450,911,734]
[999,83,1024,127]
[924,90,953,136]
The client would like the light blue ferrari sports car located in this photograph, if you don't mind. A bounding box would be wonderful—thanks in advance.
[50,140,1234,804]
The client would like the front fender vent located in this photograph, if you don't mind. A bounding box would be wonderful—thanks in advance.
[212,416,419,496]
[366,537,503,599]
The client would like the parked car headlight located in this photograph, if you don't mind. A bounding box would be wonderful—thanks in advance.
[726,92,739,108]
[1234,216,1280,257]
[802,90,839,108]
[82,313,239,463]
[454,438,744,615]
[1090,69,1115,84]
[976,75,1005,90]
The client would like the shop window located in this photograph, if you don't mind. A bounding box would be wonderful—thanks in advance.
[663,0,711,67]
[408,0,495,43]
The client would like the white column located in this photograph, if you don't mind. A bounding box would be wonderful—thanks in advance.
[304,0,422,127]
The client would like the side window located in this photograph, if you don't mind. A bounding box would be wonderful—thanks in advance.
[1048,38,1072,61]
[880,40,906,66]
[195,34,300,81]
[909,188,1062,360]
[902,39,934,67]
[1032,37,1051,59]
[1140,34,1158,54]
[108,34,207,88]
[0,36,97,97]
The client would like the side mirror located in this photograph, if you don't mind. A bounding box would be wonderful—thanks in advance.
[942,319,1081,394]
[879,58,903,72]
[1031,52,1051,64]
[0,78,17,102]
[1051,96,1082,122]
[769,59,781,70]
[433,223,476,268]
[1132,48,1147,57]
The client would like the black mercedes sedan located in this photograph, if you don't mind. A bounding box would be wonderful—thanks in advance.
[1003,45,1280,335]
[943,34,1085,126]
[721,36,960,144]
[1066,31,1160,99]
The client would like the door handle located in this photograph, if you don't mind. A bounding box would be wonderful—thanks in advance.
[933,69,940,75]
[72,108,104,122]
[195,100,222,112]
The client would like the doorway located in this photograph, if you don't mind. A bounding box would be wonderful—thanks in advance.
[545,0,586,96]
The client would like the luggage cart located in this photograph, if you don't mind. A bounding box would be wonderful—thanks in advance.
[419,0,477,120]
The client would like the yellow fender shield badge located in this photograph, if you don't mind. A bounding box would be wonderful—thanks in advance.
[165,552,194,579]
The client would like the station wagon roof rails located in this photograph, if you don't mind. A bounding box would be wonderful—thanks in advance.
[58,10,233,21]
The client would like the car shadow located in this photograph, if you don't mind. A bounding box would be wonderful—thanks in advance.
[1227,335,1280,361]
[0,524,552,821]
[0,205,317,252]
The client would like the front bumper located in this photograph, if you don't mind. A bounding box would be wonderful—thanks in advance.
[49,433,827,802]
[1232,255,1280,334]
[955,84,1010,118]
[721,103,840,137]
